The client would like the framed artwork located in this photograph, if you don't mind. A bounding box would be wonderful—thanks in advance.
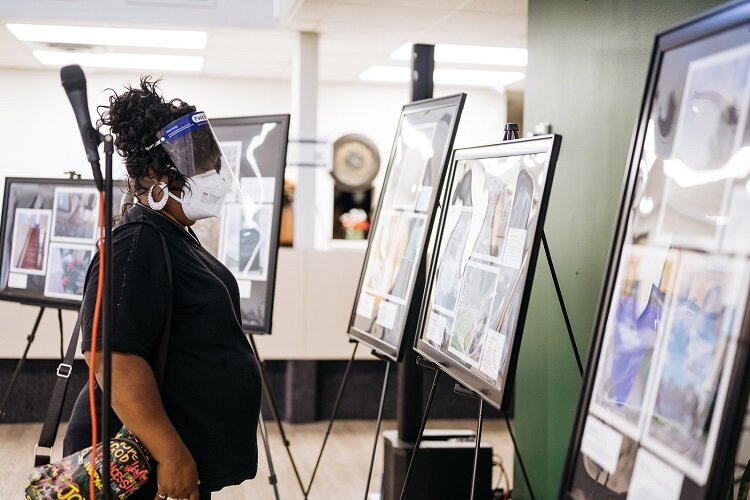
[9,208,52,276]
[190,114,290,334]
[348,94,466,361]
[51,186,99,243]
[561,3,750,499]
[43,243,94,301]
[414,135,562,409]
[0,178,109,309]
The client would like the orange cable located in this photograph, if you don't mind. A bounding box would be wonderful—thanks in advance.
[89,191,105,499]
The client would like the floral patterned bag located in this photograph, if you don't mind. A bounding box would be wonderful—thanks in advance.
[25,427,152,499]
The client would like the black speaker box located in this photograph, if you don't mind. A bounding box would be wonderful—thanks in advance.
[381,429,492,500]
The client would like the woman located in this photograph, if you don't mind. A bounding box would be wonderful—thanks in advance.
[63,77,263,500]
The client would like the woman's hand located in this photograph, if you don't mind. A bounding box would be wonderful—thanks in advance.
[154,448,200,500]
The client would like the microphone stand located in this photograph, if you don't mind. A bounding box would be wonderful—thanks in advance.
[100,134,115,499]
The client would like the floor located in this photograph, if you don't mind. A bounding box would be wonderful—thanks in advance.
[2,418,514,499]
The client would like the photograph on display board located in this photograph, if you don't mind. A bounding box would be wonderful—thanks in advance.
[348,94,465,361]
[561,4,750,499]
[0,178,106,310]
[43,243,94,301]
[189,115,289,334]
[641,253,748,484]
[589,245,677,440]
[219,203,273,281]
[414,135,561,409]
[390,121,437,211]
[51,186,99,243]
[654,45,750,252]
[9,208,52,276]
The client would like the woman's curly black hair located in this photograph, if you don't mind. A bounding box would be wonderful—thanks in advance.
[97,76,195,198]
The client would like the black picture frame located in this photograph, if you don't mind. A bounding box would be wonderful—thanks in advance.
[197,114,290,335]
[0,177,107,310]
[560,2,750,498]
[413,135,562,410]
[347,94,466,362]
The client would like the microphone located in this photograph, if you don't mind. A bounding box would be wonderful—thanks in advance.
[60,64,104,191]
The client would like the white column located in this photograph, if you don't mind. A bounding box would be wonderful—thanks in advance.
[291,31,330,249]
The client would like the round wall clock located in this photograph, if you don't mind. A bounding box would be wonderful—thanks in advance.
[332,134,380,192]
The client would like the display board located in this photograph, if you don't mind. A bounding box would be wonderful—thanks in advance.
[561,2,750,498]
[348,94,465,361]
[413,136,561,409]
[0,177,107,309]
[191,114,289,334]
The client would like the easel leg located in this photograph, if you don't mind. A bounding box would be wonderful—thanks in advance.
[247,334,307,496]
[258,410,281,500]
[306,341,359,496]
[398,368,441,500]
[57,309,64,360]
[470,399,484,500]
[541,231,583,376]
[503,411,536,500]
[0,307,46,419]
[364,361,391,500]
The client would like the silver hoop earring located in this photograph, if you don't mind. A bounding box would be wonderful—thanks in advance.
[147,182,168,211]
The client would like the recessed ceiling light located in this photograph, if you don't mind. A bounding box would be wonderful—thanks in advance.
[360,66,524,88]
[33,50,204,72]
[391,43,527,67]
[8,24,207,50]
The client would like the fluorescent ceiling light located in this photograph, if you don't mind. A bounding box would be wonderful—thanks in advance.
[360,66,524,88]
[7,24,207,49]
[33,50,204,72]
[360,66,411,83]
[391,43,527,66]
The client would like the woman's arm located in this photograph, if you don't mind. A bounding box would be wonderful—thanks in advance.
[85,351,200,500]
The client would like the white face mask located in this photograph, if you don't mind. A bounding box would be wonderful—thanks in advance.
[167,170,228,221]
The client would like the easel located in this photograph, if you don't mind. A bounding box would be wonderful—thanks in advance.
[0,306,66,419]
[399,124,583,500]
[305,338,359,497]
[0,171,86,420]
[247,333,306,499]
[304,339,395,500]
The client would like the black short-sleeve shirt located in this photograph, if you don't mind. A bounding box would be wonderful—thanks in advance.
[69,203,262,492]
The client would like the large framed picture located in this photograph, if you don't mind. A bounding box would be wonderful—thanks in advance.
[414,135,561,409]
[348,94,466,362]
[0,178,104,309]
[190,114,289,334]
[561,3,750,499]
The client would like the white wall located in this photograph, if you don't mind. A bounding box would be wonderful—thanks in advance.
[0,67,508,359]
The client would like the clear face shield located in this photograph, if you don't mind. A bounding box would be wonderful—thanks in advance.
[152,111,246,221]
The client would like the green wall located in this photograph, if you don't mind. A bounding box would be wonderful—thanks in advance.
[515,1,725,498]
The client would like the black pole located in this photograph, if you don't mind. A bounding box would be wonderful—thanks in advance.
[396,43,434,446]
[470,399,484,500]
[364,361,391,500]
[101,134,114,498]
[399,368,440,500]
[541,232,583,376]
[306,341,359,496]
[247,334,306,496]
[410,43,434,102]
[0,307,45,418]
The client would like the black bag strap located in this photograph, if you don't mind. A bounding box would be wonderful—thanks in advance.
[34,308,84,466]
[34,219,173,466]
